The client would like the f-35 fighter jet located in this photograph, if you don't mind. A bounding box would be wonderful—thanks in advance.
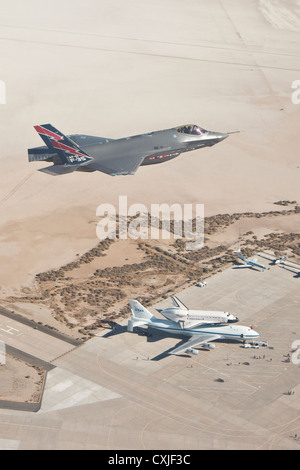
[28,123,228,176]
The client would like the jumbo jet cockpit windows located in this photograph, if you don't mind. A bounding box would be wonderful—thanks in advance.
[176,124,207,135]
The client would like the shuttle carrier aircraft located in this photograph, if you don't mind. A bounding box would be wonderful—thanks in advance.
[128,300,259,356]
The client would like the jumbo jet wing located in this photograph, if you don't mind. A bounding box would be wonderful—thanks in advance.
[170,333,221,355]
[233,264,254,269]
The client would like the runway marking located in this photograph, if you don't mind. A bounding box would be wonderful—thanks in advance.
[258,414,300,450]
[180,387,257,395]
[95,351,238,436]
[95,349,285,448]
[0,421,59,431]
[0,324,22,337]
[198,362,230,377]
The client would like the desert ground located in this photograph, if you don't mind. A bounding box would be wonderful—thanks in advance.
[0,0,300,295]
[0,0,299,449]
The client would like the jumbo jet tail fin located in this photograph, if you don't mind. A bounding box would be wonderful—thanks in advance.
[33,124,94,173]
[127,300,154,332]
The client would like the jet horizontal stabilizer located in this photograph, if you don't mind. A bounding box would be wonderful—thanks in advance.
[38,164,81,176]
[28,146,57,162]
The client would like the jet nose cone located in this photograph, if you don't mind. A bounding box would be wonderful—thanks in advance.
[218,132,229,142]
[209,131,229,144]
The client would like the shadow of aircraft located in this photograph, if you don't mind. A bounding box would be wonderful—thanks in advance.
[101,321,128,338]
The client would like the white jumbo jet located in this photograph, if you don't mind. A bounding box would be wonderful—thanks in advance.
[128,300,259,356]
[160,295,238,328]
[234,249,266,270]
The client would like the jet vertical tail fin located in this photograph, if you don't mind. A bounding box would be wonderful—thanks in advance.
[127,300,154,332]
[33,124,94,171]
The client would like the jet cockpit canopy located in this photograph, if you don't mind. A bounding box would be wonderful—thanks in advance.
[175,124,207,135]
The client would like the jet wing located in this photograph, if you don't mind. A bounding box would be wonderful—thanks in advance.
[170,334,221,355]
[69,134,114,146]
[90,151,149,176]
[233,264,253,268]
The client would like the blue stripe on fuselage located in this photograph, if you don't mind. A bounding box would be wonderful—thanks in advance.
[146,318,259,340]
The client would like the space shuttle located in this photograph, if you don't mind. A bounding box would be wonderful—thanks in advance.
[160,296,238,328]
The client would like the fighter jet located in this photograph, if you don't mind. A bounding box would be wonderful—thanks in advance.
[233,249,266,270]
[160,295,238,328]
[128,300,259,356]
[28,123,228,176]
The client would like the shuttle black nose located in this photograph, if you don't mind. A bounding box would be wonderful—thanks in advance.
[228,317,239,323]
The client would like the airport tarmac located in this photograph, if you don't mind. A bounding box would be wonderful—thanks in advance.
[0,257,299,450]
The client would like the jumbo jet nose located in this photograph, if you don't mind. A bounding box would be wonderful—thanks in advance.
[250,328,260,338]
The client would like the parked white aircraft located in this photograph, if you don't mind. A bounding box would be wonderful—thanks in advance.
[128,300,259,355]
[267,254,299,276]
[160,295,238,328]
[273,255,286,264]
[234,249,266,270]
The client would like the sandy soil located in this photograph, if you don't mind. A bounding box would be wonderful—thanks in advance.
[0,0,300,296]
[0,355,44,402]
[207,211,300,247]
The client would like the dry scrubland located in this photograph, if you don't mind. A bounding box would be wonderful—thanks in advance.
[3,202,300,342]
[2,203,300,404]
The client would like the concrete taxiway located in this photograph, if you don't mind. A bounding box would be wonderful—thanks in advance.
[0,256,299,449]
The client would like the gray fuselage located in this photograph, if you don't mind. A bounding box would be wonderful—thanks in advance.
[72,126,228,170]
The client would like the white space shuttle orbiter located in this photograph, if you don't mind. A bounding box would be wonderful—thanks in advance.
[160,296,238,329]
